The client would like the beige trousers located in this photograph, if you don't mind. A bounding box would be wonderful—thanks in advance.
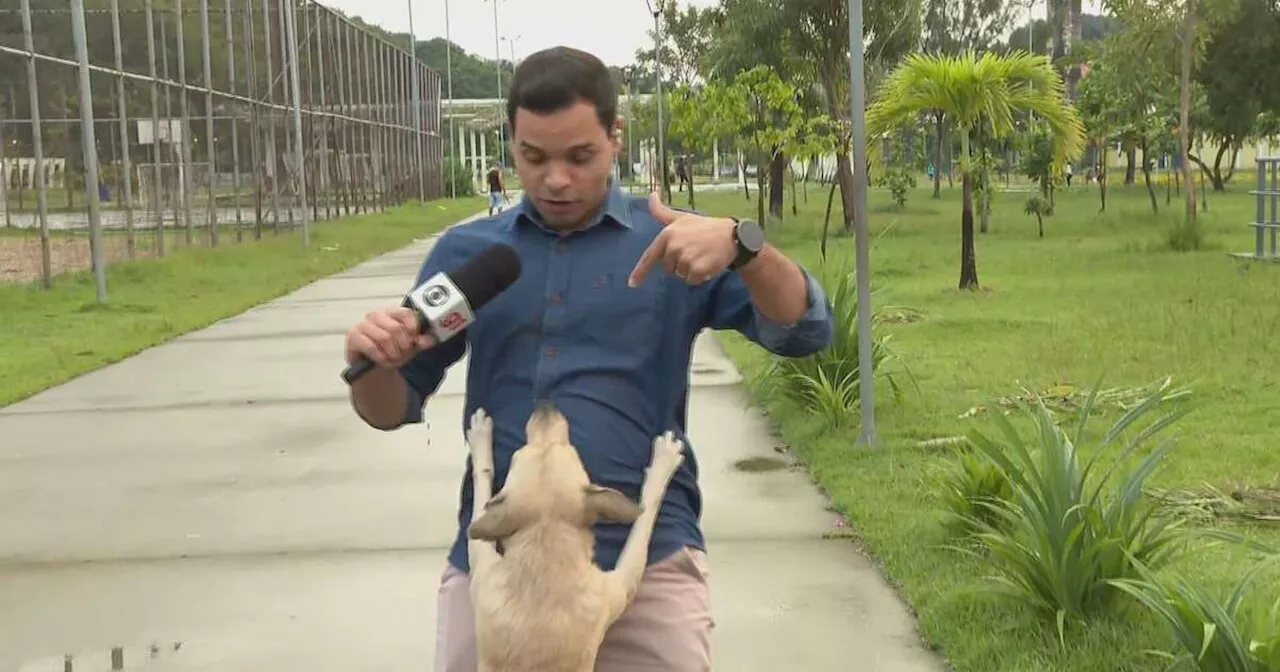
[433,546,715,671]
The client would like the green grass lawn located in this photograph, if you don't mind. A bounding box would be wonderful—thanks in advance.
[695,181,1280,671]
[0,196,486,408]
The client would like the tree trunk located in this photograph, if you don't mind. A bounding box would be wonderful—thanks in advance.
[1141,139,1159,214]
[1179,0,1198,224]
[769,149,785,220]
[756,151,767,225]
[1125,146,1136,185]
[933,113,944,198]
[1099,141,1108,211]
[821,179,838,262]
[960,172,979,289]
[836,151,856,233]
[1037,213,1044,238]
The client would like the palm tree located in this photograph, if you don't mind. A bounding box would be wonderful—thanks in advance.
[867,50,1085,289]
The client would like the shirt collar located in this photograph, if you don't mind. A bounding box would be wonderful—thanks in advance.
[511,178,633,233]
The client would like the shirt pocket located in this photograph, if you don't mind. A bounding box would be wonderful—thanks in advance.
[575,271,667,355]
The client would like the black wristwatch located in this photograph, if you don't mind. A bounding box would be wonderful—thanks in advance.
[728,217,765,271]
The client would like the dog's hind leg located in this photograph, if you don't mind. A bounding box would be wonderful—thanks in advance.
[604,431,685,614]
[466,408,502,577]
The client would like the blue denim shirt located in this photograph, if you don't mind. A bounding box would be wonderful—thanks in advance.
[398,181,835,573]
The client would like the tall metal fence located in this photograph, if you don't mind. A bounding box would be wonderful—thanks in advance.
[0,0,445,295]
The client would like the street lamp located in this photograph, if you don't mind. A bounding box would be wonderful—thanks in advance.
[485,0,506,167]
[643,0,670,202]
[444,0,457,198]
[847,0,877,447]
[501,34,521,65]
[407,0,426,201]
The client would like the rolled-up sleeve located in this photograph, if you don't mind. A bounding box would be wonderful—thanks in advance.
[701,264,835,358]
[397,232,469,425]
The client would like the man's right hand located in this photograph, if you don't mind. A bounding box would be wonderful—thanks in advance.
[344,307,437,370]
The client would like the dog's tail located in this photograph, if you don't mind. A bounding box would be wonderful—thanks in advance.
[527,400,570,445]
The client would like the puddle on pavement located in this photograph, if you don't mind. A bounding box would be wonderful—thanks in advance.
[733,456,790,472]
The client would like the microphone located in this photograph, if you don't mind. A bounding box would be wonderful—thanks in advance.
[341,242,522,385]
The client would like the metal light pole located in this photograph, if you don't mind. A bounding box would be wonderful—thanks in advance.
[407,0,427,201]
[645,0,670,202]
[848,0,877,447]
[444,0,456,198]
[70,0,107,301]
[282,0,309,245]
[489,0,506,167]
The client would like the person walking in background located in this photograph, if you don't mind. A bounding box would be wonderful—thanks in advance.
[486,164,507,216]
[676,155,691,193]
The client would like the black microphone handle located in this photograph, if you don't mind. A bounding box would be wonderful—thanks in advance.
[340,354,378,385]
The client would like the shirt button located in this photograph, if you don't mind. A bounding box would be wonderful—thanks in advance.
[555,240,568,253]
[545,346,559,358]
[548,292,562,305]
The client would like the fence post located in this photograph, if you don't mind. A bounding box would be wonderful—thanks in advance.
[145,0,165,258]
[1256,157,1265,259]
[70,0,108,302]
[200,0,219,246]
[19,0,52,289]
[283,0,311,245]
[110,0,136,259]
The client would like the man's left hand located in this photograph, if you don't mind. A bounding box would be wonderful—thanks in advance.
[628,193,738,287]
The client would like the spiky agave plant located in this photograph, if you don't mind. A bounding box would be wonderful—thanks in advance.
[953,379,1192,645]
[763,261,913,426]
[1109,553,1280,672]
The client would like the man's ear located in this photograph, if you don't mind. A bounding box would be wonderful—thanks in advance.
[583,484,641,525]
[468,492,526,541]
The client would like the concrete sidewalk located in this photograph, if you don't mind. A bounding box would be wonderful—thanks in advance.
[0,225,944,672]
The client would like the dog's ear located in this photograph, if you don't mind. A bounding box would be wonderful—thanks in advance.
[583,485,642,524]
[468,493,526,541]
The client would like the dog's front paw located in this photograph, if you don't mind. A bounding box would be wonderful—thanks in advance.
[649,431,685,479]
[468,408,494,470]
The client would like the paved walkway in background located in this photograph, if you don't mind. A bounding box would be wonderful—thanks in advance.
[0,217,944,672]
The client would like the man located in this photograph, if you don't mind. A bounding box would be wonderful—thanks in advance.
[485,163,506,215]
[343,46,834,671]
[675,155,691,193]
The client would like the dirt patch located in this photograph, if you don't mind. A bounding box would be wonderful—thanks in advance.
[733,456,791,473]
[0,230,209,285]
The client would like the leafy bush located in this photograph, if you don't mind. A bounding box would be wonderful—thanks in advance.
[1167,216,1206,252]
[953,381,1191,643]
[938,445,1015,537]
[1110,553,1280,671]
[876,163,918,208]
[755,262,913,426]
[1024,194,1053,239]
[444,158,476,198]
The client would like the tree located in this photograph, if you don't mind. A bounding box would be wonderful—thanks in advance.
[867,51,1085,290]
[678,66,804,226]
[1189,0,1280,190]
[767,0,922,233]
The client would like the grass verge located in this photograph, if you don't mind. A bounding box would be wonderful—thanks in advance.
[0,197,484,408]
[696,182,1280,671]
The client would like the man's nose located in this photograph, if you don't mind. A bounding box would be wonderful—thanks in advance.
[545,163,572,190]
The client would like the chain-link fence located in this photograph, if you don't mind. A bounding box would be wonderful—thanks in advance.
[0,0,445,296]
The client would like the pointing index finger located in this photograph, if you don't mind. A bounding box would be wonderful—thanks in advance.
[628,229,670,287]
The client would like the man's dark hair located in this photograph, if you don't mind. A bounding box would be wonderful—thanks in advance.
[506,46,618,132]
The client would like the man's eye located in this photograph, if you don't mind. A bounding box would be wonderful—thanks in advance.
[570,152,594,165]
[523,153,547,165]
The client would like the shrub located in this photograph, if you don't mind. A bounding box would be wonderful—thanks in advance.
[754,262,913,426]
[938,445,1015,537]
[953,380,1192,644]
[1110,553,1280,671]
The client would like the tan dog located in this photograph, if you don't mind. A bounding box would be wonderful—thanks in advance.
[463,401,686,672]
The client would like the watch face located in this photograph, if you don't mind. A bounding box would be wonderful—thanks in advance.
[737,219,765,252]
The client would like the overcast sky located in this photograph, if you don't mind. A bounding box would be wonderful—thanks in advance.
[318,0,1071,68]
